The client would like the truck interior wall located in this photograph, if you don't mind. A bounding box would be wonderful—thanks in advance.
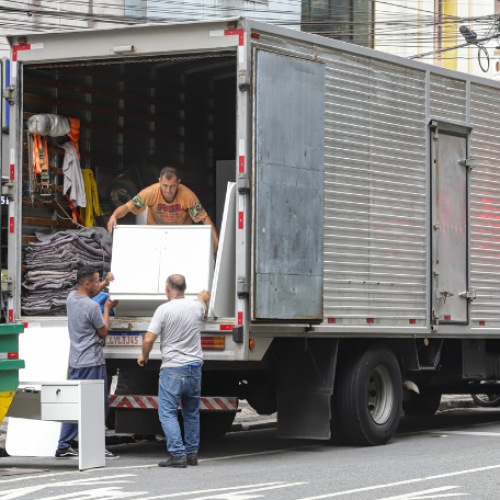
[19,52,237,316]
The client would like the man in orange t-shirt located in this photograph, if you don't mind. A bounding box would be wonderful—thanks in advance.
[107,167,219,253]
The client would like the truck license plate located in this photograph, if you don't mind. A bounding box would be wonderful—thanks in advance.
[107,334,143,347]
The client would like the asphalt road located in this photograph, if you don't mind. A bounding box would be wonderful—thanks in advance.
[2,407,500,500]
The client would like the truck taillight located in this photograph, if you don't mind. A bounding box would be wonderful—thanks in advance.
[201,336,225,350]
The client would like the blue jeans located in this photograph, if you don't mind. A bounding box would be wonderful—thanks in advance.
[57,364,109,450]
[159,365,202,457]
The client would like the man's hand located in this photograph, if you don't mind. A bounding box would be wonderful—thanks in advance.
[103,272,115,286]
[137,353,149,367]
[105,296,119,310]
[107,215,117,235]
[198,290,211,304]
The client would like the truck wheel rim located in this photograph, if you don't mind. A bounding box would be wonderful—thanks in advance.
[367,365,394,424]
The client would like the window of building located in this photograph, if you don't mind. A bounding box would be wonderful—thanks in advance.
[301,0,374,48]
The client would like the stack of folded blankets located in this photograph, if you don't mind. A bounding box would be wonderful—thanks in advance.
[22,227,112,316]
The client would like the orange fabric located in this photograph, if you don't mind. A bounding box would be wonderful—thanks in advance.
[126,183,207,226]
[67,117,81,160]
[32,135,48,175]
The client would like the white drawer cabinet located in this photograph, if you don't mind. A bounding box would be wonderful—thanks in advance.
[41,402,79,421]
[41,385,79,404]
[7,380,105,471]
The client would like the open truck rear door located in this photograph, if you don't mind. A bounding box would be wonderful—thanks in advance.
[251,50,325,322]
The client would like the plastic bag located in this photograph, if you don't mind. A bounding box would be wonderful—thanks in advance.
[27,114,70,137]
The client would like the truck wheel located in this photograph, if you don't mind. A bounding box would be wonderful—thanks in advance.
[403,388,442,415]
[108,179,138,208]
[335,345,402,446]
[200,413,236,440]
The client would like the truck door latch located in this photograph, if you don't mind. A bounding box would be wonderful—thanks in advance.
[439,290,454,303]
[459,288,477,300]
[459,158,476,171]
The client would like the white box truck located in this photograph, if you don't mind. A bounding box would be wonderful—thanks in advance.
[4,18,500,444]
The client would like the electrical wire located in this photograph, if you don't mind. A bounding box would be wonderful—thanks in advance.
[0,0,498,61]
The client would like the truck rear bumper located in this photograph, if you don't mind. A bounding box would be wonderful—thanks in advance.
[110,395,238,412]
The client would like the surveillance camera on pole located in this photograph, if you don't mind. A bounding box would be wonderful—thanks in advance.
[460,25,478,45]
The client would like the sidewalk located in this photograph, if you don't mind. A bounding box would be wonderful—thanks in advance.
[0,395,477,456]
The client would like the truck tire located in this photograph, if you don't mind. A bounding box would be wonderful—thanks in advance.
[108,179,138,208]
[334,345,402,446]
[403,388,442,416]
[200,413,236,440]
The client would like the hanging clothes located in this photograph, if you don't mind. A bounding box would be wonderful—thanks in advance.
[61,142,86,208]
[80,169,104,227]
[67,117,81,160]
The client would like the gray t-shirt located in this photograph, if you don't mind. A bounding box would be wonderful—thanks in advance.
[147,298,205,368]
[67,291,106,368]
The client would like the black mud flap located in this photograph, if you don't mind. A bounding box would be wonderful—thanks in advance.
[272,338,338,440]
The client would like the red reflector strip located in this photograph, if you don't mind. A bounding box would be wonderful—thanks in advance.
[219,325,234,331]
[238,211,244,229]
[224,29,244,46]
[8,310,13,322]
[8,352,18,359]
[9,217,14,233]
[444,315,451,321]
[251,32,261,39]
[201,336,226,349]
[109,396,238,411]
[479,321,486,326]
[203,398,216,410]
[366,318,374,324]
[10,164,15,181]
[239,155,245,173]
[328,318,336,324]
[23,322,28,329]
[409,319,416,325]
[213,397,230,411]
[238,312,243,325]
[12,44,31,62]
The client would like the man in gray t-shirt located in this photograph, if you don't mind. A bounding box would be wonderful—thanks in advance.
[56,266,118,459]
[138,274,210,468]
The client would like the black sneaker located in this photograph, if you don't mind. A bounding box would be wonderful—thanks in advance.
[186,454,198,466]
[105,449,120,459]
[55,447,78,458]
[158,455,187,468]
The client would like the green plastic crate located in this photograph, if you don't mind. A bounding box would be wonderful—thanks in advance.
[0,323,25,424]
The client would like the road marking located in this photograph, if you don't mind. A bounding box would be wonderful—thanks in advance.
[428,430,500,437]
[293,463,500,500]
[0,445,320,484]
[374,486,467,499]
[0,475,136,500]
[0,481,305,500]
[134,482,307,500]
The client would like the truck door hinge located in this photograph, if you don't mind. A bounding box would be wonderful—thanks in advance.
[459,158,476,171]
[459,288,477,300]
[2,182,14,199]
[237,177,250,195]
[1,278,13,294]
[238,73,250,92]
[3,85,15,105]
[237,278,249,298]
